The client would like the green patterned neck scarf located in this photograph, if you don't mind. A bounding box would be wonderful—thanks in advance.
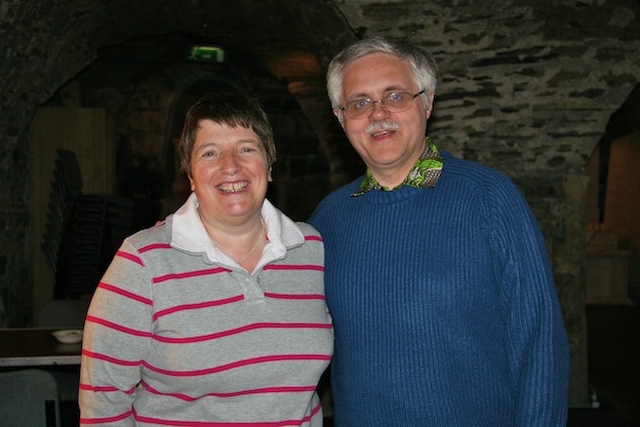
[351,138,443,197]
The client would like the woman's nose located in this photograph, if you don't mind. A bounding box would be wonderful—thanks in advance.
[219,152,241,175]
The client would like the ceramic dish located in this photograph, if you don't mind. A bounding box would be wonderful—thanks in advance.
[52,329,84,344]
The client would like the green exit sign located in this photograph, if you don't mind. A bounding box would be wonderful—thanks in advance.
[185,46,226,63]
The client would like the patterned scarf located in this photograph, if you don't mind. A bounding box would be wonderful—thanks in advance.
[351,137,443,197]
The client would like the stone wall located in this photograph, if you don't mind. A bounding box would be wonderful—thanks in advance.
[337,0,639,175]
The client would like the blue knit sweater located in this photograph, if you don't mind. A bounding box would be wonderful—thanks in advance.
[309,151,570,426]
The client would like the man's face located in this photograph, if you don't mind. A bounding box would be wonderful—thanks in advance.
[335,52,434,187]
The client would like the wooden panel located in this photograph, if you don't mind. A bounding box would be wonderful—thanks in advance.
[586,250,632,305]
[30,107,111,319]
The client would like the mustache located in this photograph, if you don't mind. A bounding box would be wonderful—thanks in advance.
[365,120,400,134]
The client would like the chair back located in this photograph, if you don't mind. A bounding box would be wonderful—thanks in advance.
[36,298,90,403]
[0,369,61,427]
[37,298,90,328]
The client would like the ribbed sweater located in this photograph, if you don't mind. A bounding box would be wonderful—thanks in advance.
[309,151,570,426]
[80,195,334,426]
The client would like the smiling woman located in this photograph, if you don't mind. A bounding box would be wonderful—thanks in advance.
[188,121,272,269]
[79,91,333,426]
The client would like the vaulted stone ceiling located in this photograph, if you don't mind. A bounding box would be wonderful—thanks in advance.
[0,0,356,141]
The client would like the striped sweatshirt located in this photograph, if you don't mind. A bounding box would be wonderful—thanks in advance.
[79,194,334,426]
[309,151,570,426]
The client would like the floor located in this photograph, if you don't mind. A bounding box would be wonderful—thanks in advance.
[566,304,640,426]
[62,304,639,427]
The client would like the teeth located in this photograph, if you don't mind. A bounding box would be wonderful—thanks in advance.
[218,182,248,192]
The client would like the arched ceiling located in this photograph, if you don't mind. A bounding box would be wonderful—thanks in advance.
[0,0,357,139]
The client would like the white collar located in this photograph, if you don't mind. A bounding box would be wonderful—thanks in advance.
[169,192,305,267]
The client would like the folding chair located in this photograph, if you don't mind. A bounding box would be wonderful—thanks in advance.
[0,369,61,427]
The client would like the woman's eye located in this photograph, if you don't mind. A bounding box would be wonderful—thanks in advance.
[239,145,259,154]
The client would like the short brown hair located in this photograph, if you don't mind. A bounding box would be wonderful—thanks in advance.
[178,91,277,175]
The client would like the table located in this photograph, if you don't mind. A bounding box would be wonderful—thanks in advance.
[0,328,82,367]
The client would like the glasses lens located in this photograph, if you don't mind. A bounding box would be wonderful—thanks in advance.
[384,92,411,111]
[343,91,421,118]
[346,99,372,118]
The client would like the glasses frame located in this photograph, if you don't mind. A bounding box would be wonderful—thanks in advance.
[339,90,426,119]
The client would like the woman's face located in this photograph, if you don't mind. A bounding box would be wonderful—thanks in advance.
[189,120,271,228]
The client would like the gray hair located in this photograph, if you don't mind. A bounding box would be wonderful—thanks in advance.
[327,37,438,120]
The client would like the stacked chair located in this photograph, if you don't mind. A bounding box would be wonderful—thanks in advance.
[54,195,112,298]
[42,149,135,299]
[42,149,83,280]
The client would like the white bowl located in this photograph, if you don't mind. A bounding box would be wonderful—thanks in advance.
[52,329,84,344]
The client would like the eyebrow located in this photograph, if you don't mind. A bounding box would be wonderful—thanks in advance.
[346,85,409,101]
[194,138,262,152]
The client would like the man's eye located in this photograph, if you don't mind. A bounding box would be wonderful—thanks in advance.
[387,92,403,102]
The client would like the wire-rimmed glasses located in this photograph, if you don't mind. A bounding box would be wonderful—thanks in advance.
[339,90,425,119]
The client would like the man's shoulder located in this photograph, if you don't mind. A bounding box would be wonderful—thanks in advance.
[440,151,532,215]
[441,151,514,187]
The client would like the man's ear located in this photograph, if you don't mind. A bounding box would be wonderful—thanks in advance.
[333,108,345,126]
[268,167,273,182]
[425,92,435,120]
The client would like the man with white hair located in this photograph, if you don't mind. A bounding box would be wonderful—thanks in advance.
[310,36,570,426]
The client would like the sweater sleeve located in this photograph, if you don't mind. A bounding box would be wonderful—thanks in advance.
[79,239,154,426]
[488,175,570,426]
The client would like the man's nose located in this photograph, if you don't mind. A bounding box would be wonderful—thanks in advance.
[370,99,389,118]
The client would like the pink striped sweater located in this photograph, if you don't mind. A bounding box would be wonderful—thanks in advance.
[79,195,333,426]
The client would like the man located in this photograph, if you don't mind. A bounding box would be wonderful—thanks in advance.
[309,36,570,426]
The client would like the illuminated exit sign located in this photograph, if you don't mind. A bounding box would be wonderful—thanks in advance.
[185,46,226,63]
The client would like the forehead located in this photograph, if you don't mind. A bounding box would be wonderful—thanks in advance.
[195,120,260,143]
[342,52,414,98]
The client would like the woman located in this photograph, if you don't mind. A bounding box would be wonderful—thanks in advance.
[79,91,333,426]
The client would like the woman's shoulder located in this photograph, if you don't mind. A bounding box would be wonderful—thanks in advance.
[293,222,323,241]
[121,219,171,250]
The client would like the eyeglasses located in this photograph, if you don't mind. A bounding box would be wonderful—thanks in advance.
[339,90,425,119]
